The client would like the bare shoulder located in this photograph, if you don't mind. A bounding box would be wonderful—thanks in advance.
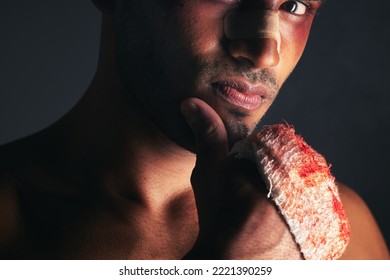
[0,143,24,258]
[0,136,51,258]
[337,183,389,259]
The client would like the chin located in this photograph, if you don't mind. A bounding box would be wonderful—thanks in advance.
[149,104,198,153]
[151,108,251,153]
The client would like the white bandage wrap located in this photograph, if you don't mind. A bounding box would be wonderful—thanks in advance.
[232,124,351,260]
[224,10,281,52]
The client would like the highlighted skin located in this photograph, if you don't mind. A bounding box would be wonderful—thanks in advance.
[232,124,350,259]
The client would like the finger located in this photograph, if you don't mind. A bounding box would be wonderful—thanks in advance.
[180,98,228,169]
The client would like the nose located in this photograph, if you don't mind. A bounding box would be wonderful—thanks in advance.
[227,38,280,68]
[224,9,281,68]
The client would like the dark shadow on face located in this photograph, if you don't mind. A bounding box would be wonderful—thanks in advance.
[113,1,280,152]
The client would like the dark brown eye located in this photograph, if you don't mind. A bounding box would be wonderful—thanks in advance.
[280,1,307,15]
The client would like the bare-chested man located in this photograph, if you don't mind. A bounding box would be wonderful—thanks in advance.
[0,0,388,259]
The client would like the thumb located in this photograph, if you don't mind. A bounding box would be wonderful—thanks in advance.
[181,98,228,168]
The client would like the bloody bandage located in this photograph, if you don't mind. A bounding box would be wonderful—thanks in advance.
[224,10,281,52]
[232,124,351,260]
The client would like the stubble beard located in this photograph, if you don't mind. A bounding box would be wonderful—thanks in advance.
[114,10,279,152]
[116,54,280,153]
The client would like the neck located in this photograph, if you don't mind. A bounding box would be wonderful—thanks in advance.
[48,70,196,209]
[46,13,197,209]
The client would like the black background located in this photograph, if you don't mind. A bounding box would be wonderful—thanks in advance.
[1,1,389,248]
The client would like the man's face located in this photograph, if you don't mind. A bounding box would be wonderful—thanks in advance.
[114,0,322,150]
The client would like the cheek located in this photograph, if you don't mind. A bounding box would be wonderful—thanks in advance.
[155,3,226,93]
[174,3,226,56]
[278,17,315,80]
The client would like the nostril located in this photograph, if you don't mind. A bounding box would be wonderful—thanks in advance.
[227,38,280,68]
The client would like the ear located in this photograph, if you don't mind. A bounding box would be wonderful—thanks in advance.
[91,0,116,13]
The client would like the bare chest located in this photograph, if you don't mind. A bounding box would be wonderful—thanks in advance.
[0,185,199,259]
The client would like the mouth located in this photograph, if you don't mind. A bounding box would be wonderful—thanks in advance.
[211,80,270,112]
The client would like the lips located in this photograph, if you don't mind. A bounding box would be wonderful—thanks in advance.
[211,80,268,111]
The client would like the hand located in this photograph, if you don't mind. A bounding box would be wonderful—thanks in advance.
[181,98,302,259]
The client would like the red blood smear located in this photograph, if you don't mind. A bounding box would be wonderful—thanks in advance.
[330,188,351,239]
[295,135,332,187]
[260,125,333,187]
